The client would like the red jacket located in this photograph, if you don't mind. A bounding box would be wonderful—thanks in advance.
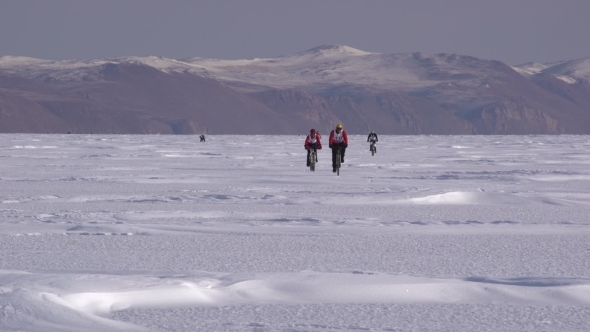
[329,129,348,146]
[304,134,322,149]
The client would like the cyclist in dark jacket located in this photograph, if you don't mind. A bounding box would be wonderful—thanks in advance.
[367,130,378,143]
[367,130,378,152]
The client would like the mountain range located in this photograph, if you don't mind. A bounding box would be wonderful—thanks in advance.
[1,45,589,134]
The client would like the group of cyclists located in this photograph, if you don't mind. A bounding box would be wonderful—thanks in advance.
[304,124,379,172]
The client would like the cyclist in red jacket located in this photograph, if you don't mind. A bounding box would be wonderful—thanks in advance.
[329,124,348,172]
[304,129,322,166]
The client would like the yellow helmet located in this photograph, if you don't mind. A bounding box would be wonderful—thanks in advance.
[336,124,343,129]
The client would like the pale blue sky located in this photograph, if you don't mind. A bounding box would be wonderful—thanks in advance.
[1,0,589,64]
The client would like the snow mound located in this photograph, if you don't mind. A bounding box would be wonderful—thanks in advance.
[2,270,589,331]
[406,191,531,205]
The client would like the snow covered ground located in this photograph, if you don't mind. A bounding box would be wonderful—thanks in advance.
[1,134,589,331]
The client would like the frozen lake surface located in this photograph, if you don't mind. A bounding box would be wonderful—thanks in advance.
[1,134,589,331]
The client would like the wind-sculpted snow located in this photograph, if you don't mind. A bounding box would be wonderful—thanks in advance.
[1,134,590,331]
[1,270,589,331]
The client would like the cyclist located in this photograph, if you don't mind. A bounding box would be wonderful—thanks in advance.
[329,124,348,172]
[367,130,378,152]
[305,129,322,166]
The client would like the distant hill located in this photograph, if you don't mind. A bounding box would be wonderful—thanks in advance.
[1,46,589,134]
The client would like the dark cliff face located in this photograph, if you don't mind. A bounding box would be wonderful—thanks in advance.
[248,89,341,134]
[406,61,590,134]
[63,63,294,134]
[531,74,590,109]
[0,88,69,133]
[0,64,294,134]
[249,88,474,134]
[460,99,565,134]
[1,55,590,134]
[476,72,590,134]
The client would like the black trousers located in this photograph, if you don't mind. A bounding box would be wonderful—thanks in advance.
[331,145,346,167]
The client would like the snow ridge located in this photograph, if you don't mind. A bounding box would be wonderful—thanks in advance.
[2,46,589,91]
[513,56,590,84]
[0,45,514,92]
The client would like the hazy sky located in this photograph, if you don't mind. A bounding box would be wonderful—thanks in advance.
[1,0,589,65]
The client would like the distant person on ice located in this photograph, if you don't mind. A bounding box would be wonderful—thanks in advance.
[329,124,348,172]
[367,130,378,152]
[200,134,206,142]
[304,129,322,166]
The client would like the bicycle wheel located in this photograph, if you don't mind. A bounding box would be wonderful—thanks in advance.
[310,150,316,172]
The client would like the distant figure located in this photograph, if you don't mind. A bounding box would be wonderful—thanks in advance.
[200,134,206,142]
[367,130,378,154]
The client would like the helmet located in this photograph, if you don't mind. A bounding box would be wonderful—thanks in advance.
[371,130,375,134]
[310,129,316,134]
[336,124,343,129]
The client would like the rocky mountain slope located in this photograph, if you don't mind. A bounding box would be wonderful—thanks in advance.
[1,46,589,134]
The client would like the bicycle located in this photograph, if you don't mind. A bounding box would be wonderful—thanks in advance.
[369,141,377,156]
[308,148,317,172]
[335,147,342,176]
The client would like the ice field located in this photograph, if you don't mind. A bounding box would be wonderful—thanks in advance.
[1,134,589,331]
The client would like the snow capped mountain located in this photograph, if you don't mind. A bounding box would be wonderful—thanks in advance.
[171,45,517,93]
[543,57,590,81]
[0,55,109,73]
[2,46,588,91]
[1,46,590,135]
[0,55,205,82]
[300,44,375,56]
[0,55,50,66]
[513,57,590,84]
[512,62,551,76]
[0,45,513,92]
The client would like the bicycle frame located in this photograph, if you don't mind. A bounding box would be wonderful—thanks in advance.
[309,149,316,171]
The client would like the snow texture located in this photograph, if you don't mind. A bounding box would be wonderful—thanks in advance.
[1,134,590,331]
